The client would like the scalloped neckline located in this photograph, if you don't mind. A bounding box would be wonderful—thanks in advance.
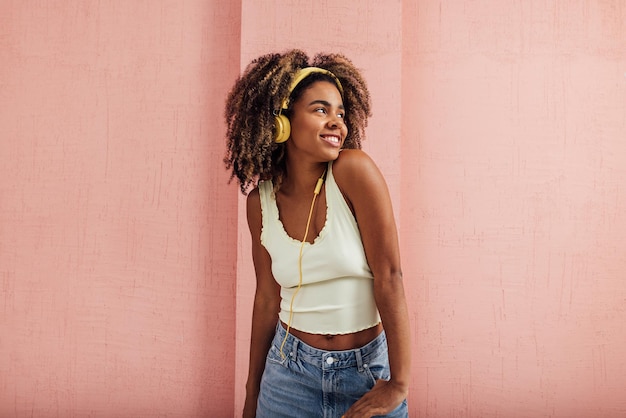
[272,188,329,246]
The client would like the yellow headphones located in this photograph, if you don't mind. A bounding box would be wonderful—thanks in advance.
[274,67,344,143]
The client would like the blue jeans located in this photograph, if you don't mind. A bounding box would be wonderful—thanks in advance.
[256,323,408,418]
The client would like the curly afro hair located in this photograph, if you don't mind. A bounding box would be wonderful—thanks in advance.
[224,49,372,194]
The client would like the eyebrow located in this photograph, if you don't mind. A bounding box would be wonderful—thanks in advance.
[308,99,345,110]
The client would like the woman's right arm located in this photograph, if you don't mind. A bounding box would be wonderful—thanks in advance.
[242,188,281,418]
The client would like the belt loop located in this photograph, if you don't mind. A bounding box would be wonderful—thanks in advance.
[355,348,364,372]
[290,338,299,361]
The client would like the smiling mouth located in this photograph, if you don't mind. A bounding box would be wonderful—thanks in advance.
[321,135,341,145]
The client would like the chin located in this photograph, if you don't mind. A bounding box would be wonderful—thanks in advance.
[327,151,341,161]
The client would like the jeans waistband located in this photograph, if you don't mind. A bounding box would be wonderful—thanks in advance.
[274,322,387,371]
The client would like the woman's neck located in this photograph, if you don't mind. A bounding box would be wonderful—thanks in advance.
[281,160,328,196]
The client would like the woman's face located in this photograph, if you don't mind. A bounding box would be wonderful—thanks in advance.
[286,80,348,162]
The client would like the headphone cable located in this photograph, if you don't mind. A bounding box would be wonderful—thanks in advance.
[279,168,327,359]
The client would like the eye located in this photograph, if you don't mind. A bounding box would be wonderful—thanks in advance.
[315,107,327,114]
[337,112,345,119]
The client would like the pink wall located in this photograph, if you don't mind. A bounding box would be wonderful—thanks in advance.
[1,1,240,416]
[402,1,626,417]
[1,1,625,417]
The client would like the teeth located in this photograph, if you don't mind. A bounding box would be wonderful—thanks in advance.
[324,136,339,143]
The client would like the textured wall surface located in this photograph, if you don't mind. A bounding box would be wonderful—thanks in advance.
[1,1,625,417]
[0,1,240,416]
[402,1,626,417]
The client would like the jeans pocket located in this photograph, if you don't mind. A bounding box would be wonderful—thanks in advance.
[266,344,289,367]
[363,352,391,387]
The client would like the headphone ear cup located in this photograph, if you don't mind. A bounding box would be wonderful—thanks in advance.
[274,114,291,143]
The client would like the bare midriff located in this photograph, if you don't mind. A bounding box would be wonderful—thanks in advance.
[281,321,383,351]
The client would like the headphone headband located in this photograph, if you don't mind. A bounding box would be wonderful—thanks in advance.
[274,67,343,144]
[281,67,343,110]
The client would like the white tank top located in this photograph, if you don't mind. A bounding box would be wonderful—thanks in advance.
[259,162,381,334]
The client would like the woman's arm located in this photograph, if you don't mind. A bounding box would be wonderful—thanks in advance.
[333,150,411,417]
[242,188,282,418]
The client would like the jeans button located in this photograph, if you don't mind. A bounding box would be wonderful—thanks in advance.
[326,357,335,365]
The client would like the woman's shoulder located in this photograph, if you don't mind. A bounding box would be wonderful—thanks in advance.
[247,179,272,202]
[334,148,371,166]
[332,149,380,184]
[247,186,260,202]
[246,186,261,220]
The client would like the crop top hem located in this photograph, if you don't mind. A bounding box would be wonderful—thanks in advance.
[279,314,381,335]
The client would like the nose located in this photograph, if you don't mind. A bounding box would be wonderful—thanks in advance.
[327,114,343,128]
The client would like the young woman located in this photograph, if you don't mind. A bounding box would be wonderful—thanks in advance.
[225,50,411,418]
